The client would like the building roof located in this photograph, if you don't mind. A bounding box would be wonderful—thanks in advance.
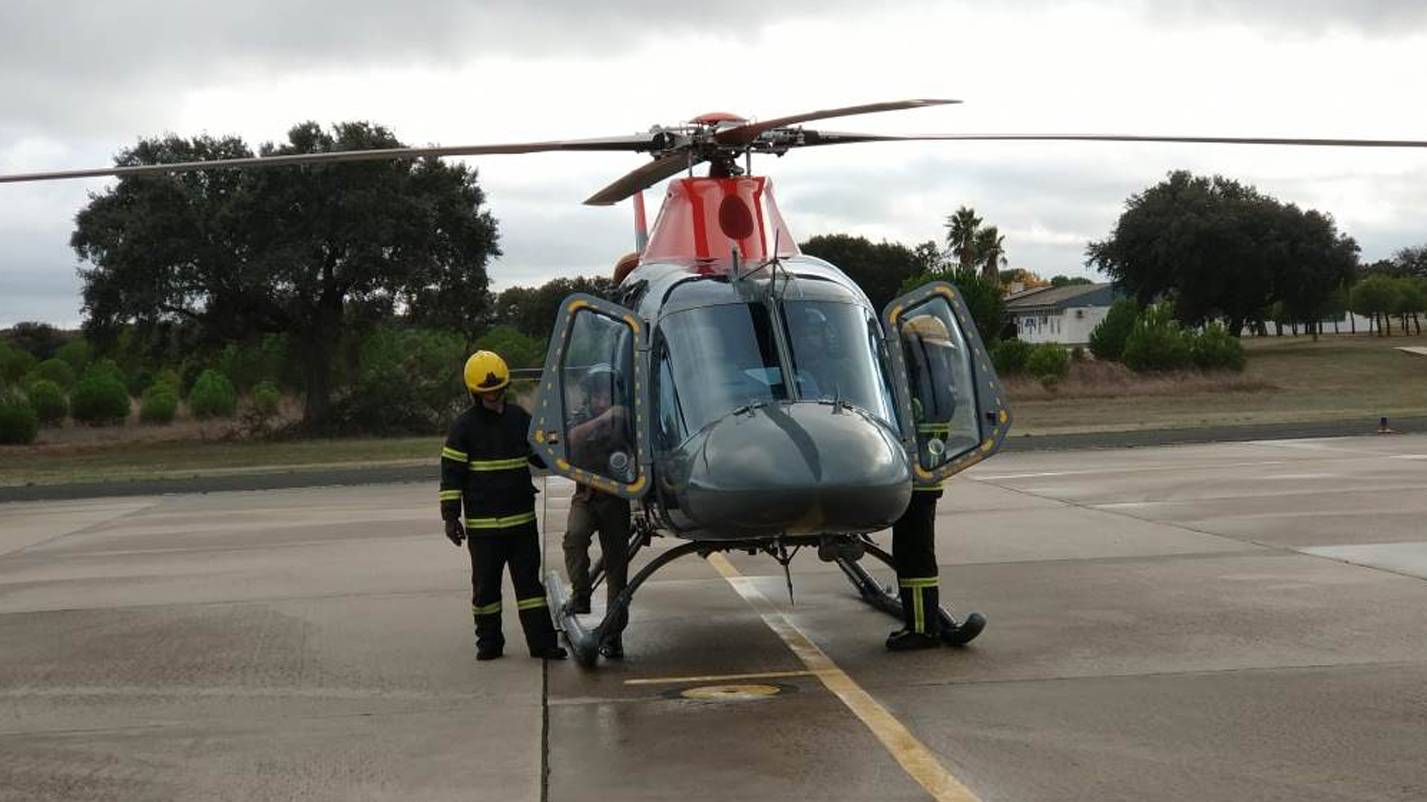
[1005,282,1120,312]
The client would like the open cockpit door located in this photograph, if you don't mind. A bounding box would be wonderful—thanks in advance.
[882,281,1011,482]
[529,294,651,499]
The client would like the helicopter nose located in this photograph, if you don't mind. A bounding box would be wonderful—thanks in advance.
[674,402,911,537]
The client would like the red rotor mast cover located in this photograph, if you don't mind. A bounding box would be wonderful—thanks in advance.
[642,177,800,268]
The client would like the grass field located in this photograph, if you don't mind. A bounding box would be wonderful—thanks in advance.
[4,333,1426,486]
[1008,333,1427,434]
[0,436,436,487]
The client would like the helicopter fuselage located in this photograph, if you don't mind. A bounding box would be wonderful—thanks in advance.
[528,175,1011,548]
[616,255,914,541]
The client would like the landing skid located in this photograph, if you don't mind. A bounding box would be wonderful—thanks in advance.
[549,539,706,668]
[548,532,984,668]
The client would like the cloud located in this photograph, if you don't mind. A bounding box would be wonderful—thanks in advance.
[0,1,877,137]
[5,1,1427,324]
[1142,0,1427,34]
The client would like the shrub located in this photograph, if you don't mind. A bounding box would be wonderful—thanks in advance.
[250,381,282,418]
[1025,343,1071,381]
[1190,324,1246,371]
[25,379,68,425]
[139,385,179,424]
[1070,345,1087,362]
[55,338,93,373]
[126,367,157,397]
[333,327,466,434]
[1121,303,1192,372]
[70,373,131,425]
[152,368,182,395]
[85,358,127,388]
[1089,298,1138,362]
[473,325,547,370]
[991,338,1033,375]
[0,341,38,384]
[189,369,239,419]
[179,361,206,399]
[29,358,76,389]
[216,336,293,392]
[0,390,39,444]
[900,268,1007,343]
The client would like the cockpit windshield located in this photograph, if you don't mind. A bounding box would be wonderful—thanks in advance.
[782,300,898,425]
[657,303,788,436]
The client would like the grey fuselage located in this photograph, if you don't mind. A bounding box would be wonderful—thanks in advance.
[612,255,913,541]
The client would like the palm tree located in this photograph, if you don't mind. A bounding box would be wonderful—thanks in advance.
[944,206,982,271]
[975,226,1007,283]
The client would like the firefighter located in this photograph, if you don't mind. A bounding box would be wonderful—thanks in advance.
[887,313,958,651]
[562,364,633,659]
[440,350,566,661]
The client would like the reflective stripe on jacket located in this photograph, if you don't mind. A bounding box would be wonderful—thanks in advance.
[439,402,545,526]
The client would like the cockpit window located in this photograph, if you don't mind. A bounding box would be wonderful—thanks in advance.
[782,300,898,425]
[657,303,787,435]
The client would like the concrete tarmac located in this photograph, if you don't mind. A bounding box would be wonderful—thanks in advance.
[4,435,1427,800]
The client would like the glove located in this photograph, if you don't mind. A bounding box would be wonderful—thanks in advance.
[444,519,466,547]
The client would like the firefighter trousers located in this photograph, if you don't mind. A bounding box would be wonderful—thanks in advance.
[891,492,941,635]
[468,521,558,654]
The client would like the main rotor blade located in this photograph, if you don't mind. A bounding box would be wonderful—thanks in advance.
[584,151,698,206]
[714,99,960,146]
[0,135,658,184]
[795,130,1427,149]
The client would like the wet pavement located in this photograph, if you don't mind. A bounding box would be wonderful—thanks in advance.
[4,434,1427,800]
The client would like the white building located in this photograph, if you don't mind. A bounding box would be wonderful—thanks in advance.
[1005,283,1123,345]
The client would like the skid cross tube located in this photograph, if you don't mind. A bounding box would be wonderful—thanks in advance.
[550,534,832,667]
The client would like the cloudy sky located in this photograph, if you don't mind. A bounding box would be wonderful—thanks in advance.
[3,0,1427,326]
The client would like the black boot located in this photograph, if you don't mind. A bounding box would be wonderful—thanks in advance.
[476,640,504,661]
[530,643,568,660]
[599,634,624,660]
[886,628,941,651]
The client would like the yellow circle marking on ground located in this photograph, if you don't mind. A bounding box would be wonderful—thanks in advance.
[680,683,782,701]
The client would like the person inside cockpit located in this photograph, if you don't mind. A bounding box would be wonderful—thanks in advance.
[788,305,839,400]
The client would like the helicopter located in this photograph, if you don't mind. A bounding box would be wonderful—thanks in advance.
[6,99,1427,666]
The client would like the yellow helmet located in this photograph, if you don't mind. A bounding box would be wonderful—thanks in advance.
[464,350,510,393]
[903,313,952,346]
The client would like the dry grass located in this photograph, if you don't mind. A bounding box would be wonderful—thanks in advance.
[1005,361,1277,401]
[1008,333,1427,434]
[1,436,436,487]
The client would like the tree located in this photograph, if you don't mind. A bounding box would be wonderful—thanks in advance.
[899,266,1006,344]
[1350,276,1400,336]
[1394,278,1425,335]
[1086,171,1358,337]
[1088,298,1138,361]
[492,275,617,339]
[799,234,925,311]
[1000,268,1051,289]
[944,207,982,272]
[1049,275,1093,288]
[72,122,500,429]
[974,226,1007,282]
[4,322,66,360]
[1394,246,1427,279]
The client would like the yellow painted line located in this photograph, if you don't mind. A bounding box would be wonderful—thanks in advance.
[707,553,981,802]
[624,669,814,686]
